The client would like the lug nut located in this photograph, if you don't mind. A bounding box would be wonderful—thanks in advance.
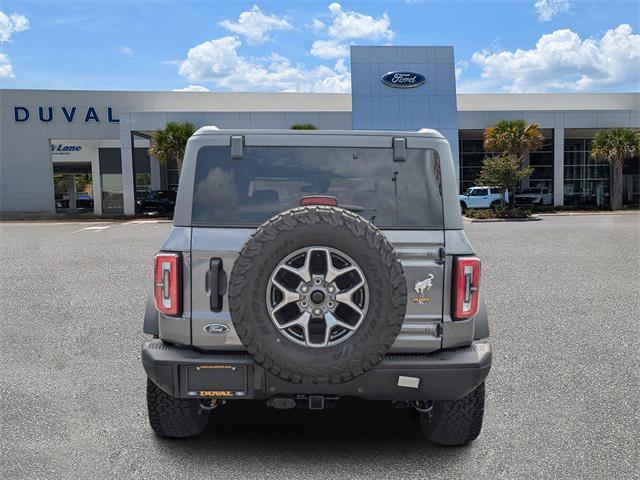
[300,285,309,293]
[301,300,309,308]
[327,286,336,294]
[314,278,322,285]
[313,308,322,316]
[327,301,335,308]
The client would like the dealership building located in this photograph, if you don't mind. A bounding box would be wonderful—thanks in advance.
[1,46,638,216]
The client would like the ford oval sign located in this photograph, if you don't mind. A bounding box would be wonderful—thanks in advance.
[203,323,229,334]
[381,71,426,89]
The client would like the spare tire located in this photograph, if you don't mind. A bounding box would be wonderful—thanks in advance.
[228,206,406,385]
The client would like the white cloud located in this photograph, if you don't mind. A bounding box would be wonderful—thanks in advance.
[455,60,468,81]
[177,36,350,93]
[178,36,243,81]
[310,39,349,59]
[0,52,14,79]
[0,11,29,43]
[173,85,211,92]
[325,3,393,41]
[308,3,393,59]
[471,24,640,92]
[219,5,291,45]
[0,12,28,79]
[534,0,571,22]
[118,46,134,56]
[311,19,325,32]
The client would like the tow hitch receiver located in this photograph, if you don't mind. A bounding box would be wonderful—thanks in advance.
[308,396,325,410]
[266,395,338,410]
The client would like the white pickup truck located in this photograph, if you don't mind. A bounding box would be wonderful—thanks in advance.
[514,187,553,206]
[459,187,507,210]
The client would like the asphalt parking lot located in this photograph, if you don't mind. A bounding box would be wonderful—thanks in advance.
[1,214,639,479]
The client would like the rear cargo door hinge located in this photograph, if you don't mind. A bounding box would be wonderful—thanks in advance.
[230,135,244,159]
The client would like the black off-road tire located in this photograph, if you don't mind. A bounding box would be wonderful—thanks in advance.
[146,379,210,438]
[419,382,485,446]
[228,206,406,385]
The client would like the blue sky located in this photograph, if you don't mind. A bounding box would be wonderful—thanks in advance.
[1,0,638,93]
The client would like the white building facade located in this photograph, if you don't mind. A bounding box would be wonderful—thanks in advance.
[1,46,638,216]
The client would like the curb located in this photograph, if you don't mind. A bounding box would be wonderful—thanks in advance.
[463,215,541,223]
[0,216,173,223]
[536,211,640,217]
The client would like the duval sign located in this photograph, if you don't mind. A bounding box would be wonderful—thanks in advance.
[381,71,426,89]
[13,106,119,123]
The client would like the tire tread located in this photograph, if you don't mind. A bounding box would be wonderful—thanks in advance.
[420,382,485,446]
[146,379,210,438]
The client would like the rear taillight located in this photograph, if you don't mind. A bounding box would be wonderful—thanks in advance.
[453,256,480,319]
[154,253,182,316]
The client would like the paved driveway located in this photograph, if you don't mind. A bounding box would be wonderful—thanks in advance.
[1,215,638,479]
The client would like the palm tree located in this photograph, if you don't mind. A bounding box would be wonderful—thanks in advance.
[484,119,545,159]
[148,121,197,172]
[590,128,640,210]
[483,119,544,207]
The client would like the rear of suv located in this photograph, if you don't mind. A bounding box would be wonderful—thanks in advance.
[142,128,491,446]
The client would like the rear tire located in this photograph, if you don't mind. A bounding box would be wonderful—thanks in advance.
[490,201,500,211]
[146,379,210,438]
[419,382,485,446]
[460,201,467,213]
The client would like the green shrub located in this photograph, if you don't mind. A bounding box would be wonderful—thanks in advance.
[464,207,532,219]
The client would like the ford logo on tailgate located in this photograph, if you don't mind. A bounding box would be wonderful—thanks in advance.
[381,71,426,88]
[204,323,229,334]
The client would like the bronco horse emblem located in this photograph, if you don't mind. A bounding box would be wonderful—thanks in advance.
[414,274,434,295]
[412,274,434,304]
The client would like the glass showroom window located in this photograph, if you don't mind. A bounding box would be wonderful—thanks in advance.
[134,148,152,192]
[459,138,498,193]
[564,138,610,206]
[99,148,124,214]
[528,137,554,190]
[166,157,180,190]
[622,153,640,207]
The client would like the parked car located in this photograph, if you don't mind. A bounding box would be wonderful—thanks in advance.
[76,193,94,210]
[135,190,177,215]
[54,193,93,211]
[142,128,491,446]
[515,187,552,206]
[459,186,507,210]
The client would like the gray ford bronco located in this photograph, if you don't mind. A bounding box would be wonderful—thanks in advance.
[142,127,491,446]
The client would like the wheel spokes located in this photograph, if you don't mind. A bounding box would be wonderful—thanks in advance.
[279,310,311,330]
[335,279,365,309]
[271,278,301,313]
[267,246,368,349]
[317,248,357,284]
[279,251,312,283]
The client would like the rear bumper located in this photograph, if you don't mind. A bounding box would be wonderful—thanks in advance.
[142,339,491,402]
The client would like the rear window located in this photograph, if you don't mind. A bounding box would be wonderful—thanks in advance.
[191,146,443,228]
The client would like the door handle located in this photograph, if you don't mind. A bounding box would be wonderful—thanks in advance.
[205,258,227,312]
